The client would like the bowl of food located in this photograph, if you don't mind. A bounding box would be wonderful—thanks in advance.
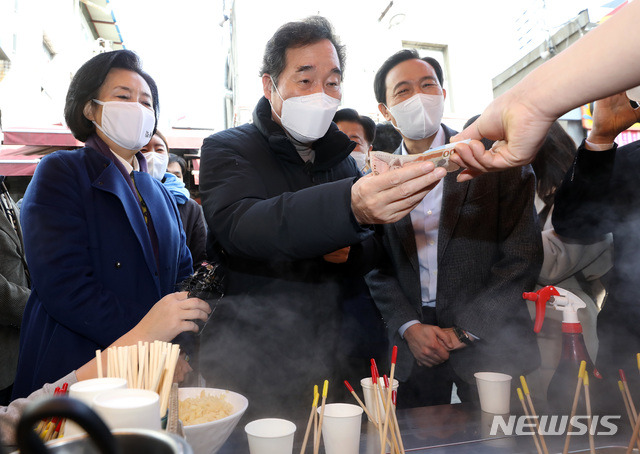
[178,387,248,454]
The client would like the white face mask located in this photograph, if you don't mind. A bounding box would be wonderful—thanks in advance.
[387,93,444,140]
[142,151,169,180]
[350,151,368,171]
[270,77,341,143]
[92,99,156,151]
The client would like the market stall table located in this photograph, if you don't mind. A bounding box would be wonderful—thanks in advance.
[216,402,634,454]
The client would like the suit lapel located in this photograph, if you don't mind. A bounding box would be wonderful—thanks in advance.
[0,197,22,251]
[91,164,158,278]
[393,215,420,274]
[438,172,469,262]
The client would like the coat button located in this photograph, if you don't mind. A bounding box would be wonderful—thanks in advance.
[115,261,121,269]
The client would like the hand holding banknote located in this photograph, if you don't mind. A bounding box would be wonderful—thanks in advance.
[351,160,447,225]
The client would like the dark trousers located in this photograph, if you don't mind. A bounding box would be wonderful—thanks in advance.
[397,307,478,409]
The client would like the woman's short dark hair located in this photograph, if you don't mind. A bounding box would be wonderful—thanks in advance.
[168,153,187,176]
[374,49,444,104]
[259,16,345,86]
[64,50,159,142]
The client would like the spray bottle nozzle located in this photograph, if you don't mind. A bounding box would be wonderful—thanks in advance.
[523,286,587,333]
[522,286,561,333]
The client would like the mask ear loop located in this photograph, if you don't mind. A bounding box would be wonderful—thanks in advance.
[380,102,403,135]
[268,75,286,121]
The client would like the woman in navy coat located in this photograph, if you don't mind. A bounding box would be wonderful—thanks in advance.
[12,50,193,398]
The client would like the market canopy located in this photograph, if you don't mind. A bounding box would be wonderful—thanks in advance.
[1,125,210,176]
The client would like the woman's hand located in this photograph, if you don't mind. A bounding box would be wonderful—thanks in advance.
[76,292,210,381]
[133,292,211,342]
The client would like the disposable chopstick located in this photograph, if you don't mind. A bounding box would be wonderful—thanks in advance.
[130,344,138,390]
[300,386,319,454]
[520,376,549,454]
[144,341,150,390]
[391,391,405,454]
[618,380,640,452]
[370,361,385,447]
[313,385,318,451]
[583,372,595,454]
[137,342,145,389]
[313,380,328,454]
[563,360,587,454]
[96,349,103,379]
[344,380,378,429]
[380,347,398,454]
[620,380,635,428]
[518,388,543,454]
[627,404,640,454]
[151,351,167,394]
[382,375,400,454]
[620,369,638,423]
[159,344,181,417]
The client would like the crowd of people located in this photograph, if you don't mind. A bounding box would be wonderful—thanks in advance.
[1,0,640,441]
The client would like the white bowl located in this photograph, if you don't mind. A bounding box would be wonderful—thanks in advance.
[178,387,248,454]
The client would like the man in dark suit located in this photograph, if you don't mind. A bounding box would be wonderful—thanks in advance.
[0,176,30,405]
[366,50,542,407]
[198,19,447,420]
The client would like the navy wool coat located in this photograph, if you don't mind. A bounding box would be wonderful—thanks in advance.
[12,145,192,398]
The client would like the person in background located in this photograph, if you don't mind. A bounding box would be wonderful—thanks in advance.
[167,153,187,181]
[552,91,640,409]
[0,293,210,446]
[366,49,541,407]
[0,176,30,405]
[12,50,193,399]
[141,133,206,267]
[451,0,640,179]
[198,16,444,419]
[372,122,402,153]
[530,121,612,395]
[333,108,375,173]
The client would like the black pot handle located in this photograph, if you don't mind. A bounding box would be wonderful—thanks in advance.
[16,396,121,454]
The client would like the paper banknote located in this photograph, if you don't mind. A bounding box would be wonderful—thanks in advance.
[369,139,470,174]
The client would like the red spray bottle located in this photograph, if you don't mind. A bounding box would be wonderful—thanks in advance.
[523,285,601,411]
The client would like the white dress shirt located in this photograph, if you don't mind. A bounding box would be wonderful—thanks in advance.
[112,151,140,174]
[398,126,446,337]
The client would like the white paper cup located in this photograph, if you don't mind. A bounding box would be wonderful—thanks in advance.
[92,388,161,431]
[319,403,363,454]
[245,418,296,454]
[360,377,399,423]
[474,372,512,414]
[64,377,128,437]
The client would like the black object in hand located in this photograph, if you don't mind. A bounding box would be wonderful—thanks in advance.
[179,261,226,333]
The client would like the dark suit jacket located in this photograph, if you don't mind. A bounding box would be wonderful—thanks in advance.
[0,191,30,389]
[367,125,542,382]
[13,146,192,398]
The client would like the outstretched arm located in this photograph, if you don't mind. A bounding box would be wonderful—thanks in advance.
[450,0,640,179]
